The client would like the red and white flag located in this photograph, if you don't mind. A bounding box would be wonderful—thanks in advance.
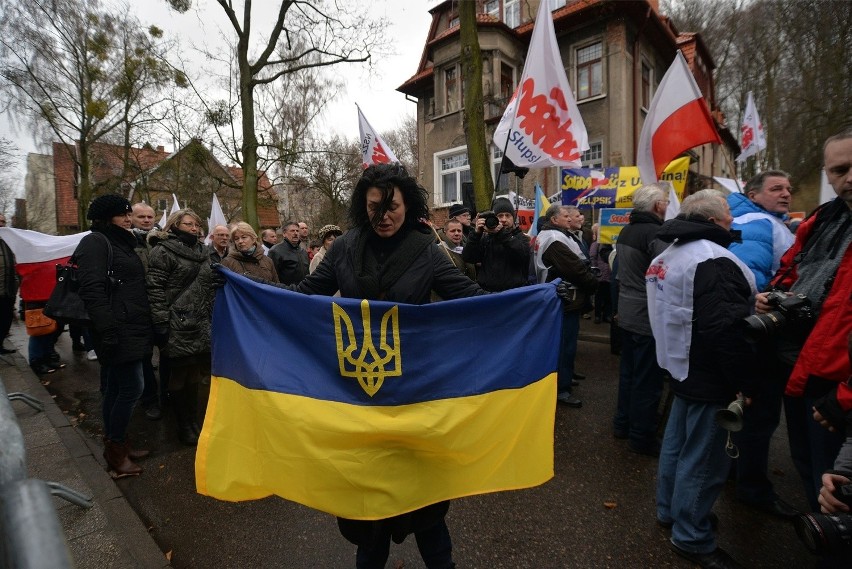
[636,51,721,185]
[736,91,767,163]
[0,227,87,302]
[357,104,399,168]
[493,0,588,169]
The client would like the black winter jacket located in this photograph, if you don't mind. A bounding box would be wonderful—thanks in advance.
[655,217,756,403]
[294,225,485,303]
[146,229,214,359]
[461,226,530,292]
[268,239,309,285]
[75,224,153,365]
[616,210,666,336]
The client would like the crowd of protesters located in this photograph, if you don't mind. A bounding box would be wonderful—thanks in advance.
[0,127,849,569]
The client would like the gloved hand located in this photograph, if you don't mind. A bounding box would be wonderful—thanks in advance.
[555,281,577,303]
[210,263,227,289]
[153,326,169,348]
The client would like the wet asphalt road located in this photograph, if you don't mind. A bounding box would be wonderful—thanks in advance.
[26,320,817,569]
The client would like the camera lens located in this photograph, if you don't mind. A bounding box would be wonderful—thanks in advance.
[484,215,499,230]
[795,512,852,557]
[742,311,787,341]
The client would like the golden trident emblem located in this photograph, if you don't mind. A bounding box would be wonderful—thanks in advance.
[333,300,401,397]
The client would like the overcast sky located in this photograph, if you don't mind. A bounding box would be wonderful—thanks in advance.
[1,0,436,192]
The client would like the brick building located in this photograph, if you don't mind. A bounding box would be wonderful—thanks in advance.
[25,138,281,234]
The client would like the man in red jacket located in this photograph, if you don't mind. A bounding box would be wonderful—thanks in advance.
[757,127,852,510]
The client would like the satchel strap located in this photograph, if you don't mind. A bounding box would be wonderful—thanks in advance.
[71,232,114,276]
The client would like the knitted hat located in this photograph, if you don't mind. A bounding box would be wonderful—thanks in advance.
[492,197,515,218]
[86,194,132,221]
[448,203,470,218]
[318,224,343,242]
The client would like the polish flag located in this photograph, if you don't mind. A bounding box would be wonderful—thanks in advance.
[493,0,588,168]
[736,91,767,163]
[636,51,721,185]
[357,104,399,168]
[0,227,88,302]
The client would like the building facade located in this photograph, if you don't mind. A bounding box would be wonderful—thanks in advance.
[397,0,738,219]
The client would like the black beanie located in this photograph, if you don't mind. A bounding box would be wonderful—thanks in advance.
[492,197,515,218]
[86,194,132,221]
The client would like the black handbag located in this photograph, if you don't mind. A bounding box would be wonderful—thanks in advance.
[44,233,113,326]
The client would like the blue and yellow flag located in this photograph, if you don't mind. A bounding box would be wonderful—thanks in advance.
[196,271,560,520]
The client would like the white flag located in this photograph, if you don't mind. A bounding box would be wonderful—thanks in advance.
[204,193,228,245]
[736,91,767,162]
[357,104,399,168]
[493,0,588,168]
[170,193,181,215]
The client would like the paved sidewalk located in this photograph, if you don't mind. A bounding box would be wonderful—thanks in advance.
[3,327,167,569]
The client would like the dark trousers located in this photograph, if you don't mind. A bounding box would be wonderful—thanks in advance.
[731,351,787,505]
[784,393,846,510]
[0,295,14,341]
[355,519,454,569]
[614,329,664,449]
[594,281,612,321]
[140,355,159,407]
[102,360,144,443]
[557,310,580,395]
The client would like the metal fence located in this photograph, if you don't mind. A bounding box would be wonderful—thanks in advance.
[0,377,93,568]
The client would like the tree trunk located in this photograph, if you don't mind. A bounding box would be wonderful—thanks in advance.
[78,142,92,231]
[239,53,259,229]
[459,1,493,212]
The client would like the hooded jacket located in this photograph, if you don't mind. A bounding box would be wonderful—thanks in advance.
[222,245,279,283]
[649,216,757,402]
[146,229,214,359]
[728,192,794,291]
[75,224,152,365]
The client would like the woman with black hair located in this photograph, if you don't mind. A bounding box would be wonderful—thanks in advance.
[76,194,153,477]
[254,163,484,568]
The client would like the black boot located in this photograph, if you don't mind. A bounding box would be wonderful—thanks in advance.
[170,389,198,446]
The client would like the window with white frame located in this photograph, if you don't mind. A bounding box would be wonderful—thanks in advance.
[504,0,520,28]
[436,146,508,205]
[549,0,567,10]
[485,0,499,18]
[581,142,603,169]
[576,41,603,100]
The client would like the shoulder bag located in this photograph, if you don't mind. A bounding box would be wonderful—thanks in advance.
[44,233,113,326]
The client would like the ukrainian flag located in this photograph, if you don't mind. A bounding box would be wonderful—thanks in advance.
[196,270,560,520]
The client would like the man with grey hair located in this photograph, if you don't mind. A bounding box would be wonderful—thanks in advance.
[649,189,756,569]
[534,205,598,408]
[269,220,310,285]
[726,169,799,519]
[612,183,669,455]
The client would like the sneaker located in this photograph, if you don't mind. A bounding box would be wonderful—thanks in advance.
[86,350,98,361]
[72,341,86,352]
[31,362,56,375]
[144,404,162,421]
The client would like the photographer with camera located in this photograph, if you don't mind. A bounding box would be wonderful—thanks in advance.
[756,128,852,512]
[648,190,757,569]
[461,197,530,292]
[726,170,800,519]
[534,205,598,409]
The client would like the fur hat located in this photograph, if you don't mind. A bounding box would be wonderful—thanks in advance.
[86,194,132,221]
[492,197,515,218]
[448,203,470,218]
[318,224,343,242]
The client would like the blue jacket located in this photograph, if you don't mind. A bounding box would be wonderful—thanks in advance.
[727,192,794,291]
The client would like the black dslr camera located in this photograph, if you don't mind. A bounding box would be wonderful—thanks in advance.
[742,290,814,340]
[478,210,500,230]
[795,483,852,558]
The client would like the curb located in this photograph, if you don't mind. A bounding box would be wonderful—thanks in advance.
[5,332,168,568]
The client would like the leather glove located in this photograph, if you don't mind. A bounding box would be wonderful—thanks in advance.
[555,281,577,303]
[210,263,227,289]
[813,388,848,434]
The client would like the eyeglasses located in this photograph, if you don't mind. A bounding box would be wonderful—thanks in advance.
[179,221,201,228]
